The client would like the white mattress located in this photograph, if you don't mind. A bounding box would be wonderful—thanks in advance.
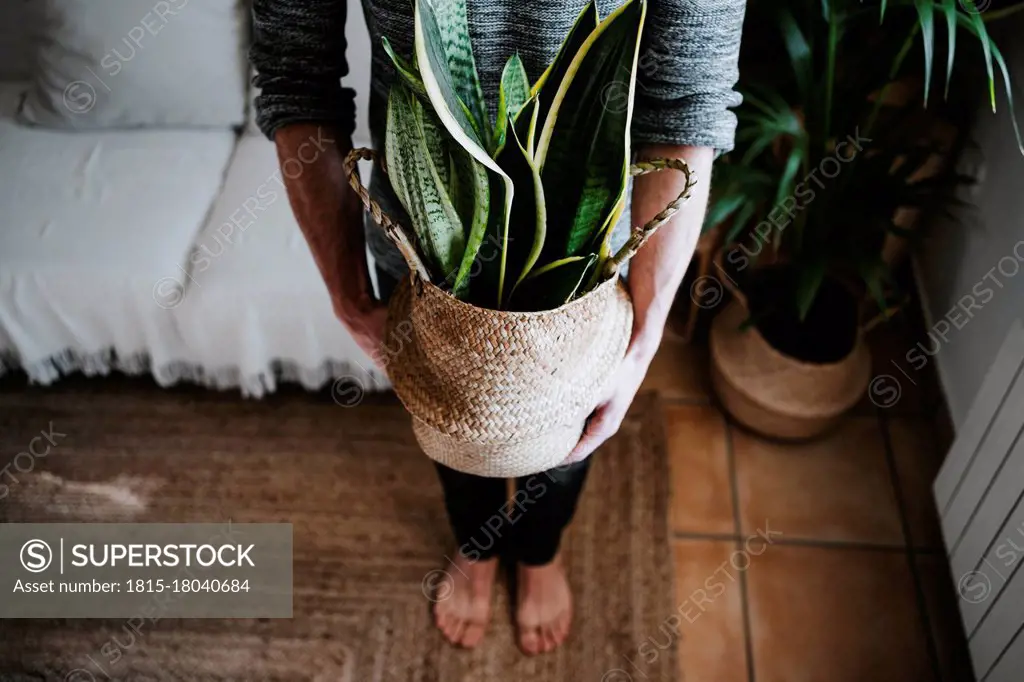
[171,134,389,396]
[0,83,236,382]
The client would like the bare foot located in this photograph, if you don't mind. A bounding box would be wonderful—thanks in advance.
[516,555,573,655]
[431,554,498,648]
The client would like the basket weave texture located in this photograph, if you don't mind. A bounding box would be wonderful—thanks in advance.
[710,297,871,440]
[384,274,633,477]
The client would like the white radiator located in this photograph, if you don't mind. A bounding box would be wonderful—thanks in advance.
[934,319,1024,682]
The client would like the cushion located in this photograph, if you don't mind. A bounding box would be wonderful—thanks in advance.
[0,109,236,381]
[171,135,388,396]
[19,0,247,130]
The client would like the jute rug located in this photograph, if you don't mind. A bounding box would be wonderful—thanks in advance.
[0,377,677,681]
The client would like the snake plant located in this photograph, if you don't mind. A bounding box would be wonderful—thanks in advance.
[382,0,647,311]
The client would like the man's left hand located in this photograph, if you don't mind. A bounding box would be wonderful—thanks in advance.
[562,340,658,464]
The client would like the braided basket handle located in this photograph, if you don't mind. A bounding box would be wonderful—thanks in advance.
[603,157,698,279]
[343,148,433,283]
[344,148,697,285]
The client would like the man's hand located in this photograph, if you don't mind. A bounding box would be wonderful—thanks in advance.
[563,144,714,464]
[563,338,658,464]
[273,123,387,361]
[335,296,389,361]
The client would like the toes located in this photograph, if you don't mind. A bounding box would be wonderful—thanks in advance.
[460,621,486,648]
[519,626,543,655]
[555,610,572,642]
[448,618,467,645]
[542,625,561,652]
[434,603,449,629]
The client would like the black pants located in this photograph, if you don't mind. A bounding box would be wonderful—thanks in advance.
[376,267,591,565]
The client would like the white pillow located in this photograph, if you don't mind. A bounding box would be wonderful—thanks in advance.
[19,0,248,129]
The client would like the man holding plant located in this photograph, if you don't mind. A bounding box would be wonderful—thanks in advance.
[252,0,744,655]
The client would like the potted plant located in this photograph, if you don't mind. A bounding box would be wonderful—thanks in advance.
[703,0,1022,439]
[344,0,695,476]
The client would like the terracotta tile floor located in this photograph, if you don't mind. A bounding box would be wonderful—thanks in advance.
[644,330,975,682]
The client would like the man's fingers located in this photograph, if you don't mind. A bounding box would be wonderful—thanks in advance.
[564,407,611,464]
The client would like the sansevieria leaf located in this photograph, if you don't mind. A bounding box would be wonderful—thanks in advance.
[449,146,491,296]
[493,53,531,155]
[415,0,485,147]
[422,0,488,139]
[498,113,547,291]
[536,0,646,264]
[384,84,466,278]
[418,102,451,190]
[532,1,599,135]
[508,254,598,312]
[416,0,516,304]
[514,98,540,169]
[382,37,428,100]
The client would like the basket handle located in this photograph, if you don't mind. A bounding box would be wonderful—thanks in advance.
[344,148,697,284]
[603,157,698,279]
[343,147,433,284]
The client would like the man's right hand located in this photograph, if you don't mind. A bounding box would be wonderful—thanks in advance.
[273,123,388,364]
[334,296,389,361]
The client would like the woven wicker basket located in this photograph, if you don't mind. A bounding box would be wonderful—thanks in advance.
[344,148,695,477]
[710,296,872,441]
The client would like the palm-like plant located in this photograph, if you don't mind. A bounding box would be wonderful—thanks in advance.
[706,0,1022,325]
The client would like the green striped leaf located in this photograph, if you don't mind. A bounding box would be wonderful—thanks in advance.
[416,0,516,305]
[424,0,488,138]
[384,84,466,278]
[535,0,646,263]
[493,53,531,155]
[382,37,428,100]
[415,0,485,147]
[449,147,490,297]
[532,1,599,135]
[418,103,451,190]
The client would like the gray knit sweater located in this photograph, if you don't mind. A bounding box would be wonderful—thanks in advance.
[251,0,745,279]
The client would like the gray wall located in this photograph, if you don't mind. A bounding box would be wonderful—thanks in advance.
[916,22,1024,429]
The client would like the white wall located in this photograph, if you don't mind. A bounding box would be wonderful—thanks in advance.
[916,22,1024,429]
[346,0,374,148]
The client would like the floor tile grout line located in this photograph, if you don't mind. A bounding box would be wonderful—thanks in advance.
[671,530,942,554]
[723,415,757,682]
[660,395,713,406]
[877,408,944,682]
[672,531,739,543]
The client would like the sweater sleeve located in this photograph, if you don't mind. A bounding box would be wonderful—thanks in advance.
[632,0,746,154]
[250,0,357,140]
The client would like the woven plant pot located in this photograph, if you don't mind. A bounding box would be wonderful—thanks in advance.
[345,148,695,477]
[386,274,632,476]
[710,297,871,441]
